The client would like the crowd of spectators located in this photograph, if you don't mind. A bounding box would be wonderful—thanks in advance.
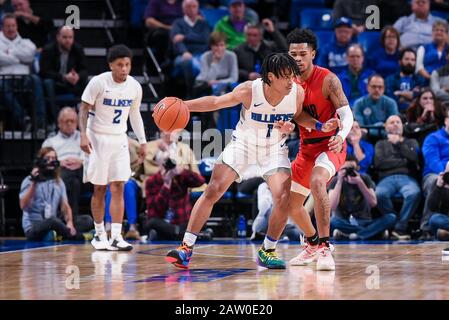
[3,0,449,242]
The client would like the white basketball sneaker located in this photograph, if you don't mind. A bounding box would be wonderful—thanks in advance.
[316,245,335,271]
[91,233,109,250]
[289,243,321,266]
[108,234,133,251]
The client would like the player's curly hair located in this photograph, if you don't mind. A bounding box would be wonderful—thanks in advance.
[107,44,132,63]
[261,53,300,86]
[286,28,318,51]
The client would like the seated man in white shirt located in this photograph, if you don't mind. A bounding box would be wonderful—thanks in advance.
[42,107,91,231]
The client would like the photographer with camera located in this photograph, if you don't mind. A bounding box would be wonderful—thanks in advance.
[144,154,206,240]
[19,147,86,241]
[428,161,449,241]
[330,154,396,240]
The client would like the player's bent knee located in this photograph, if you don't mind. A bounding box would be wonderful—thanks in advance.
[203,182,226,202]
[310,176,326,192]
[272,192,290,211]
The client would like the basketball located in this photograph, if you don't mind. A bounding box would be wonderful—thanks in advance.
[152,97,190,132]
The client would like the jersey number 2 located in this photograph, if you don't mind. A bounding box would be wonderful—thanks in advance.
[266,124,274,138]
[113,109,122,124]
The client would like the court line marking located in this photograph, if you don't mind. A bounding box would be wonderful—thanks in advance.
[0,243,71,254]
[138,244,253,259]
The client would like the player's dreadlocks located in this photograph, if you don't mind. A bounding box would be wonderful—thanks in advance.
[286,28,318,51]
[261,53,300,86]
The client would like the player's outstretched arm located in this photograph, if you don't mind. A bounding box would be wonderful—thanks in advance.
[184,81,251,112]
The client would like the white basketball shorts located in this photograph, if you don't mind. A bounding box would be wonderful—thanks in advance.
[83,129,131,185]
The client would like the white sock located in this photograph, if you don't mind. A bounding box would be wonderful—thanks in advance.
[183,231,197,247]
[111,223,122,240]
[94,222,105,236]
[263,235,277,250]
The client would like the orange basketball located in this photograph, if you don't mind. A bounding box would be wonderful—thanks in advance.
[152,97,190,132]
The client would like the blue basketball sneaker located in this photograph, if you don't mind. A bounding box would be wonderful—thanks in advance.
[165,242,193,269]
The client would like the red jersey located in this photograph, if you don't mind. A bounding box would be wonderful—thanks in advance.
[294,65,338,144]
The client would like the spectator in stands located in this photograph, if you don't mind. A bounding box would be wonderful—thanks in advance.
[420,106,449,237]
[374,115,421,240]
[406,89,445,144]
[393,0,445,49]
[105,138,145,240]
[170,0,210,98]
[353,74,399,135]
[318,17,354,75]
[144,0,183,65]
[367,26,401,79]
[194,32,238,131]
[42,107,84,221]
[416,20,449,82]
[428,161,449,240]
[385,48,426,112]
[144,151,205,241]
[144,130,204,185]
[339,44,375,105]
[251,182,303,242]
[332,0,375,34]
[330,154,395,240]
[194,31,238,96]
[11,0,54,50]
[346,121,374,174]
[19,147,92,241]
[234,19,287,82]
[214,0,255,50]
[0,14,46,131]
[430,51,449,106]
[40,26,88,124]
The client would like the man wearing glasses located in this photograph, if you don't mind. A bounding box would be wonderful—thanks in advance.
[353,74,399,137]
[42,107,85,220]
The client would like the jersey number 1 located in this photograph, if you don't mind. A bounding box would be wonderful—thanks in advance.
[113,109,122,124]
[266,124,274,138]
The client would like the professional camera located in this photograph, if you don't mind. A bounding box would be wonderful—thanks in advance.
[30,158,60,182]
[443,172,449,185]
[344,167,357,177]
[163,158,177,171]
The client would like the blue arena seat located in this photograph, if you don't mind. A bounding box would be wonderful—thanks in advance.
[300,8,333,30]
[358,31,381,55]
[314,30,334,51]
[201,8,228,29]
[290,0,326,27]
[431,10,449,20]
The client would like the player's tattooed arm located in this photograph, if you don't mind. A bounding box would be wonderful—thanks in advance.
[326,73,349,109]
[79,101,92,154]
[185,81,252,112]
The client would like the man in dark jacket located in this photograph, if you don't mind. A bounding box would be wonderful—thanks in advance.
[233,19,287,82]
[374,115,421,240]
[39,26,88,121]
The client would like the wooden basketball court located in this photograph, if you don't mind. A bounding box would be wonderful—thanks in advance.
[0,240,448,300]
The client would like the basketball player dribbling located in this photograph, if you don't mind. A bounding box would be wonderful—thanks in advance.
[79,45,147,251]
[286,29,354,271]
[164,53,341,269]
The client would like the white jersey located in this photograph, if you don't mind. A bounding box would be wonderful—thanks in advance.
[233,78,297,146]
[81,72,142,136]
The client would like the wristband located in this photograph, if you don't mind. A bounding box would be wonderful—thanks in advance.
[315,121,323,132]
